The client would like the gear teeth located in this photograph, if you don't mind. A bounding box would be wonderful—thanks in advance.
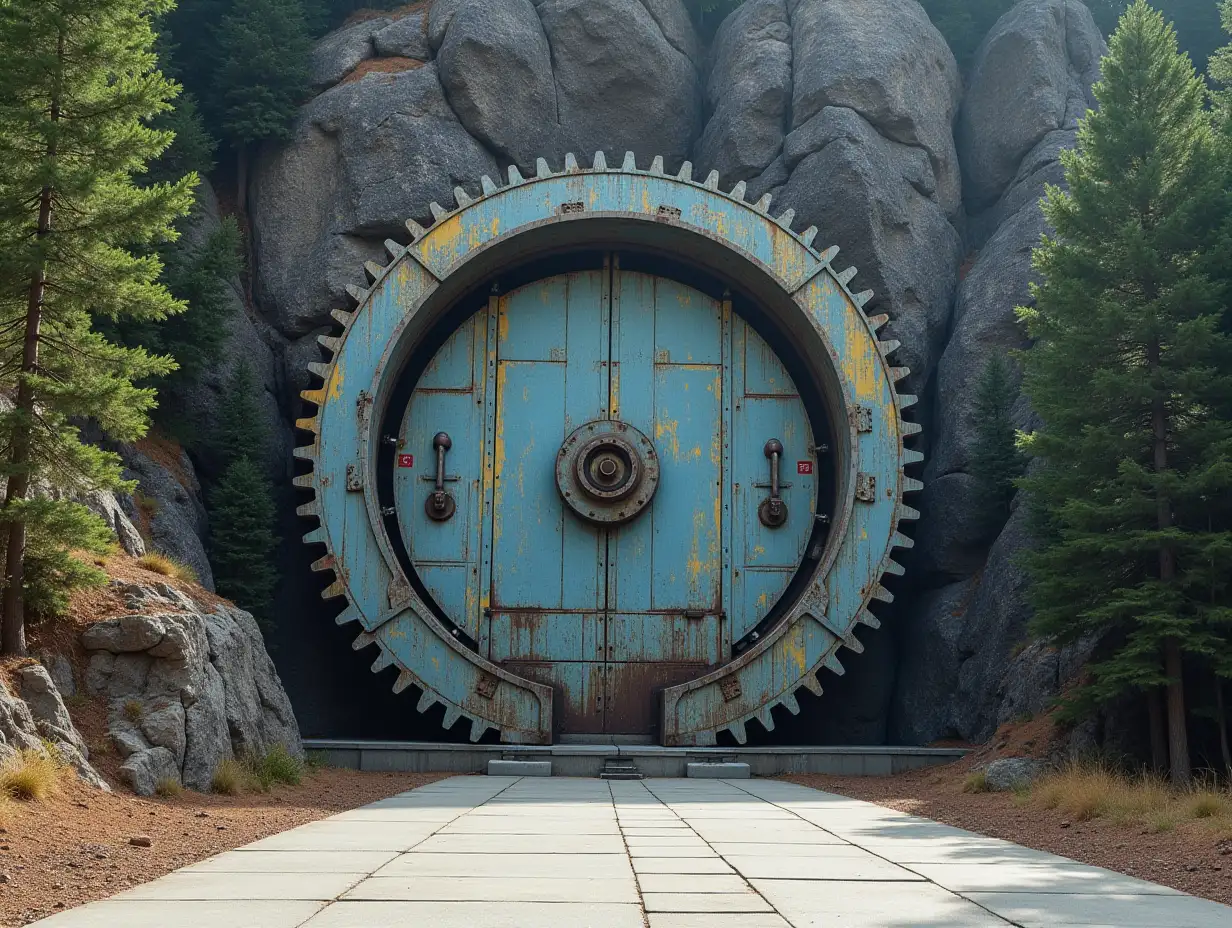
[837,266,858,287]
[890,366,910,384]
[302,527,326,545]
[469,718,488,743]
[843,634,865,656]
[318,335,341,353]
[780,692,801,715]
[882,557,906,577]
[292,445,316,461]
[352,631,377,651]
[871,583,894,604]
[880,339,902,357]
[293,474,314,490]
[727,721,749,745]
[393,670,414,694]
[755,707,775,732]
[892,531,915,550]
[297,500,321,519]
[536,157,552,178]
[900,418,922,435]
[854,290,874,308]
[335,606,360,627]
[416,691,436,714]
[801,226,818,247]
[593,151,608,171]
[903,477,924,493]
[384,240,405,261]
[442,705,463,729]
[825,652,846,675]
[800,675,823,697]
[818,245,839,264]
[898,502,921,522]
[454,186,473,208]
[899,393,919,409]
[310,555,335,574]
[754,193,772,213]
[508,165,525,185]
[406,219,427,240]
[678,161,693,182]
[730,180,747,201]
[345,285,366,305]
[429,202,448,222]
[307,361,331,378]
[777,208,795,229]
[868,314,889,331]
[858,609,881,630]
[650,155,665,175]
[332,308,356,327]
[372,650,395,673]
[322,578,346,600]
[903,448,925,465]
[564,152,580,172]
[622,151,637,172]
[704,170,720,190]
[295,416,319,434]
[481,175,499,195]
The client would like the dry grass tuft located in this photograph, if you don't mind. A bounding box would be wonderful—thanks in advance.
[962,770,989,794]
[211,758,245,796]
[1029,762,1232,835]
[122,699,144,723]
[0,749,65,802]
[154,777,183,798]
[136,552,199,584]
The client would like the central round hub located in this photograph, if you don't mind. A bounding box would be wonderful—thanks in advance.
[556,420,660,525]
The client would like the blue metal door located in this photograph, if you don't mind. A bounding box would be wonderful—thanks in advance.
[400,256,816,737]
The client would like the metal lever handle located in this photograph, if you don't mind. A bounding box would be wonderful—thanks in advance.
[758,439,788,528]
[425,432,456,522]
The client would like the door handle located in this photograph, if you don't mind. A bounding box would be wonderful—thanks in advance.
[425,432,457,522]
[758,438,788,528]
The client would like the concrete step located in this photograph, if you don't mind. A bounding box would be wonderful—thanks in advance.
[687,761,751,779]
[599,759,644,781]
[488,759,552,777]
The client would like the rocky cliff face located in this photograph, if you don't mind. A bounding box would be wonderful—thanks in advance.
[128,0,1114,748]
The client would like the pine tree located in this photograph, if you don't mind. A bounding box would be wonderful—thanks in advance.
[1019,1,1232,785]
[209,364,278,625]
[211,0,312,207]
[969,355,1026,533]
[0,0,196,654]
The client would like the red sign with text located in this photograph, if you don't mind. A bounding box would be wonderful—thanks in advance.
[398,454,415,468]
[797,461,814,475]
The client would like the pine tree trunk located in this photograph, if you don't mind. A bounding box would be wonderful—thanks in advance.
[1148,334,1190,785]
[1148,687,1168,772]
[2,30,62,657]
[1216,675,1231,777]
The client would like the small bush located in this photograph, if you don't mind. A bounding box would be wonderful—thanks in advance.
[211,757,245,796]
[154,776,183,798]
[244,745,303,791]
[137,552,199,584]
[1188,791,1232,820]
[0,749,64,801]
[122,699,144,723]
[962,770,989,793]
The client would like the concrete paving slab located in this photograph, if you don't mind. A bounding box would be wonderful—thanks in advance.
[627,844,719,858]
[908,861,1184,895]
[343,875,638,903]
[303,901,646,928]
[967,892,1232,927]
[708,841,865,858]
[623,835,713,847]
[688,825,845,844]
[620,828,693,836]
[631,857,736,874]
[185,850,398,873]
[375,852,634,879]
[114,871,364,902]
[726,854,926,881]
[636,873,750,893]
[240,822,438,852]
[415,833,627,854]
[752,878,1012,926]
[856,837,1075,865]
[440,817,621,834]
[641,891,773,913]
[27,900,326,927]
[648,916,790,928]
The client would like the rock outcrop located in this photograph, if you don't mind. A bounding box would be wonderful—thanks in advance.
[0,663,109,791]
[82,581,302,796]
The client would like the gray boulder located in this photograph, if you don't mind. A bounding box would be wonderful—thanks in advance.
[984,756,1044,791]
[17,664,85,754]
[374,12,430,60]
[38,652,76,699]
[83,584,302,795]
[119,442,214,591]
[957,0,1102,212]
[251,63,498,337]
[890,579,974,744]
[0,668,108,790]
[80,490,145,558]
[695,0,792,184]
[789,0,962,215]
[310,17,391,91]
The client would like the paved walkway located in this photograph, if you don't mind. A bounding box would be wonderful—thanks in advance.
[32,775,1232,927]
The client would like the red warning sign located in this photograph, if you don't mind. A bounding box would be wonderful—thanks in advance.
[797,461,814,475]
[397,454,415,468]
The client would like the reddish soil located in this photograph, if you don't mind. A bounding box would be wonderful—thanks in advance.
[0,769,450,926]
[786,758,1232,906]
[341,57,426,85]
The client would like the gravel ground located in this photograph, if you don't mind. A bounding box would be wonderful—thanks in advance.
[0,768,449,926]
[785,766,1232,906]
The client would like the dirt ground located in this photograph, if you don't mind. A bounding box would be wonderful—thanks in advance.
[0,768,449,927]
[787,763,1232,906]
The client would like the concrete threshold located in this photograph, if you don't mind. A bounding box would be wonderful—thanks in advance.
[304,740,968,777]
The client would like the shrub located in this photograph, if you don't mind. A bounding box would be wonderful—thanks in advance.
[122,699,144,723]
[0,749,64,801]
[211,757,245,796]
[962,770,989,793]
[154,776,183,798]
[137,552,199,584]
[244,745,303,791]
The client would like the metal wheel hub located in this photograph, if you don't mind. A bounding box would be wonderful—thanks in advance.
[558,421,658,524]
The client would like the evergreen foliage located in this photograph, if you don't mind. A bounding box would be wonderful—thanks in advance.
[969,355,1026,532]
[13,500,113,621]
[209,364,278,625]
[0,0,196,653]
[1018,1,1232,784]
